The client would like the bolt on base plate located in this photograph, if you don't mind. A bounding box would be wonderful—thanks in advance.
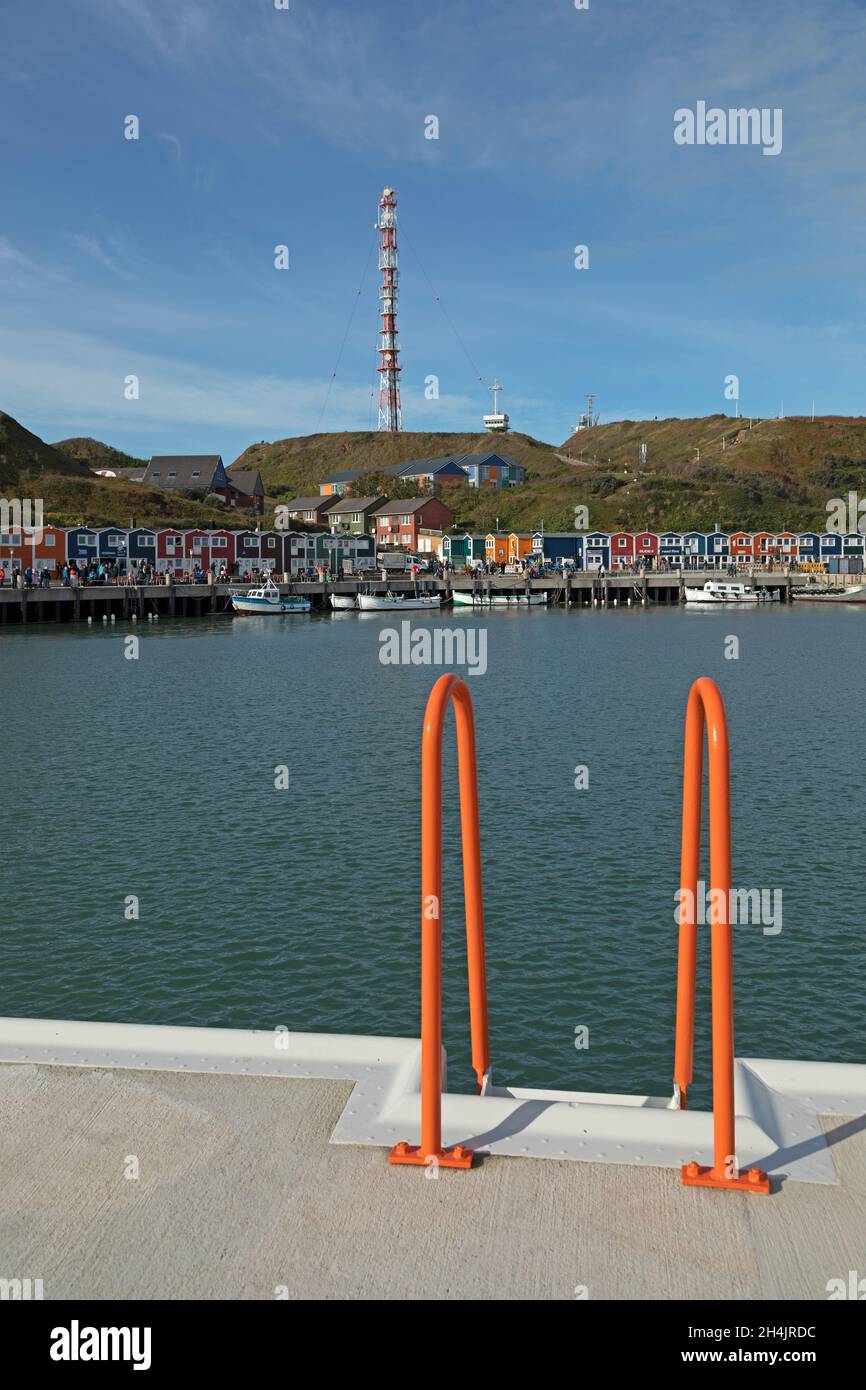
[389,1141,474,1169]
[682,1161,770,1194]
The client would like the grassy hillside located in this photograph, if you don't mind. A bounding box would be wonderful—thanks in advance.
[7,409,866,533]
[231,416,866,533]
[15,473,254,530]
[229,429,559,498]
[1,413,242,528]
[0,412,92,490]
[551,414,866,532]
[53,436,146,472]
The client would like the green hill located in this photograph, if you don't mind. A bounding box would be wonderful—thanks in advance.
[0,413,238,529]
[52,436,146,472]
[231,416,866,533]
[229,429,559,498]
[0,412,92,490]
[7,409,866,533]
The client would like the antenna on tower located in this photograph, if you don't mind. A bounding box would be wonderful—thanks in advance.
[376,188,403,431]
[483,378,509,433]
[575,393,598,432]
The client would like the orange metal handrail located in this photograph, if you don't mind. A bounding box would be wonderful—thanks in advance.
[389,674,489,1170]
[675,677,769,1194]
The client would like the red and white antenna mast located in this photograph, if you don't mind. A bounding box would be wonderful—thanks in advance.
[376,187,403,431]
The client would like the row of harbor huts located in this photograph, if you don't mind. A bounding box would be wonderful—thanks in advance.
[2,524,865,577]
[0,526,377,577]
[448,528,866,571]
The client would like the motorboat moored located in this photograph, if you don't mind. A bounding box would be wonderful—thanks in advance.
[683,581,779,604]
[791,582,866,603]
[357,592,442,611]
[452,590,548,607]
[230,579,311,614]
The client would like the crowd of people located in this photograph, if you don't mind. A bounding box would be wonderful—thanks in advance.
[0,565,53,589]
[461,554,801,578]
[0,553,809,590]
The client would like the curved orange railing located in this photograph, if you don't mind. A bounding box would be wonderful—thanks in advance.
[675,677,769,1194]
[389,674,489,1170]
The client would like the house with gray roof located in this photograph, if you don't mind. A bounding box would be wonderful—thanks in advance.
[321,495,386,534]
[143,455,228,493]
[142,455,264,512]
[226,469,265,515]
[318,466,368,497]
[280,496,341,526]
[390,453,525,490]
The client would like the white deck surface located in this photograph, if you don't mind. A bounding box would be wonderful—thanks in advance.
[1,1019,865,1300]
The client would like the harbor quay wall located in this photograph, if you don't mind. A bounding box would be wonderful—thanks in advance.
[0,569,817,625]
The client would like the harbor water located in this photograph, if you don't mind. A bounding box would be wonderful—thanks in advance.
[2,604,864,1107]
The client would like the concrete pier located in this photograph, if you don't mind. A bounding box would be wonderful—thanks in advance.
[0,570,825,626]
[0,1017,864,1301]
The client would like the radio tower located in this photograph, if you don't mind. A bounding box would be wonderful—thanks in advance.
[375,187,403,431]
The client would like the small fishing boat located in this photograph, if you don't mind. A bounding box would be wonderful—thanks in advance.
[791,582,866,603]
[329,593,358,610]
[230,579,311,614]
[357,591,442,612]
[452,590,548,607]
[684,581,778,605]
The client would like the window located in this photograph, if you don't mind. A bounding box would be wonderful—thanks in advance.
[401,515,411,525]
[191,470,201,478]
[168,471,177,478]
[151,470,160,477]
[401,533,412,544]
[352,513,361,524]
[141,535,154,547]
[212,537,225,548]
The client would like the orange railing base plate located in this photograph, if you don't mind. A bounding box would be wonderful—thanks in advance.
[388,1142,474,1170]
[681,1162,770,1194]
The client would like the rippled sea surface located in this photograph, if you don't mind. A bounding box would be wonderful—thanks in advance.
[2,603,864,1105]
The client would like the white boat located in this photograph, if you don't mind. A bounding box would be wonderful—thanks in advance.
[230,579,311,614]
[329,593,358,610]
[357,591,442,612]
[452,589,548,607]
[684,581,779,605]
[792,582,866,603]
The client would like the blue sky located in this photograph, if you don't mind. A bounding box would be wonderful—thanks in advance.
[1,0,865,462]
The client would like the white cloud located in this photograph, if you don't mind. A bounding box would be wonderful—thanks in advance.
[156,132,183,164]
[65,234,137,281]
[84,0,213,67]
[0,237,64,283]
[0,325,483,443]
